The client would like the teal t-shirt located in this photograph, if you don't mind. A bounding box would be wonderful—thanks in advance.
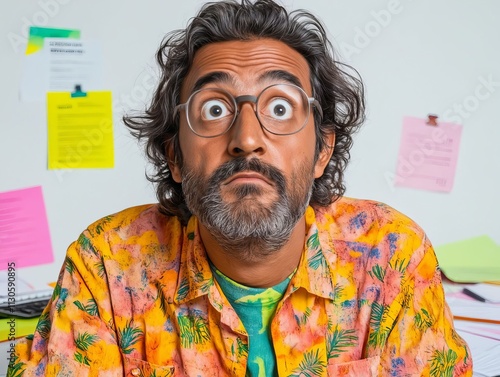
[211,266,291,377]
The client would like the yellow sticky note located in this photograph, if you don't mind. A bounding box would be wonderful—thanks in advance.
[435,235,500,283]
[0,317,39,340]
[47,91,114,169]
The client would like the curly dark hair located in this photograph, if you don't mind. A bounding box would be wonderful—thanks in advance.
[123,0,365,225]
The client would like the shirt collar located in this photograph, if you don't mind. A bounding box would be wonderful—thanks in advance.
[174,216,215,304]
[175,206,337,304]
[288,206,337,300]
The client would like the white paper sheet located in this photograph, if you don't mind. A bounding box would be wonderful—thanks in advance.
[20,38,103,102]
[44,38,103,93]
[456,329,500,376]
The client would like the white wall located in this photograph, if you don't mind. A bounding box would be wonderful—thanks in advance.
[1,1,499,288]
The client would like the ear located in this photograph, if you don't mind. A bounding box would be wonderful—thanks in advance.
[166,139,182,183]
[314,132,335,178]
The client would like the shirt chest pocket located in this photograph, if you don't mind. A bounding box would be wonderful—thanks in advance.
[327,355,380,376]
[123,355,178,377]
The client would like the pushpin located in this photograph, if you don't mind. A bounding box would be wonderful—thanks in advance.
[426,114,438,126]
[71,84,87,98]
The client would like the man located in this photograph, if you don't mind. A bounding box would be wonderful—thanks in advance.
[10,0,471,376]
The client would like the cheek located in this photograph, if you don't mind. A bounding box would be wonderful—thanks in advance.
[284,132,317,164]
[278,145,315,178]
[178,134,224,178]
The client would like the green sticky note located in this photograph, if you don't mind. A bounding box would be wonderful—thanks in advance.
[26,26,80,55]
[435,235,500,283]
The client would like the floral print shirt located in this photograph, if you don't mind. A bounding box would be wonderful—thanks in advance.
[10,197,472,376]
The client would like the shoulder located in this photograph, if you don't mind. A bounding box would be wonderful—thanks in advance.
[84,204,181,237]
[313,196,425,240]
[72,204,184,260]
[312,197,432,270]
[66,204,186,286]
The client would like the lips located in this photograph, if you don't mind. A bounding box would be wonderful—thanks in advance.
[223,171,274,186]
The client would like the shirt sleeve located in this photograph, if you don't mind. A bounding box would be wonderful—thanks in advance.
[8,231,124,376]
[379,234,473,376]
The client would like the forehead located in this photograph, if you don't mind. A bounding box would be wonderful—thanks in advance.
[180,38,312,99]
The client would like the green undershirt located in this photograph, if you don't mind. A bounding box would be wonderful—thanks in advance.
[211,266,291,377]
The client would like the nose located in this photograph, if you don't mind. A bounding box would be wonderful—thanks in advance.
[227,101,266,157]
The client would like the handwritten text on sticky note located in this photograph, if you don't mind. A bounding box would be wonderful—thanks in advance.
[395,116,462,192]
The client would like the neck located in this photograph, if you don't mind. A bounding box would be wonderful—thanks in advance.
[199,217,306,288]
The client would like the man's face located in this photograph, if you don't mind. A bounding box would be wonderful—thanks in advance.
[170,39,332,259]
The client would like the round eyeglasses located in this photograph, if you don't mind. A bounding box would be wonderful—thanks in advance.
[175,83,323,138]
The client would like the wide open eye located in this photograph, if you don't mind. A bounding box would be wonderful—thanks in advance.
[265,98,293,120]
[201,99,231,120]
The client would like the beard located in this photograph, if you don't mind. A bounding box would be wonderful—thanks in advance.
[181,157,315,261]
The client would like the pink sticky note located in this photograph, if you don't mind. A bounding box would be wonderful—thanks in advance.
[394,116,463,192]
[0,186,54,269]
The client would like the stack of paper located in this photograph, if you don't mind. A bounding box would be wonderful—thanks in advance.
[444,288,500,376]
[457,330,500,377]
[447,292,500,324]
[437,236,500,376]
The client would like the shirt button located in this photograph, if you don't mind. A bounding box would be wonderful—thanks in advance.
[131,368,141,376]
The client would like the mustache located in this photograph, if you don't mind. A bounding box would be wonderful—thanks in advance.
[208,157,286,190]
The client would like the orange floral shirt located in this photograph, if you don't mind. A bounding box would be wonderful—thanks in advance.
[10,197,472,376]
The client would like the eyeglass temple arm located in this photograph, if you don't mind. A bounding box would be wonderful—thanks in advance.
[174,103,186,115]
[309,98,323,120]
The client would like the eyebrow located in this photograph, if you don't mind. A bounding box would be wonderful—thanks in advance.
[191,69,304,92]
[258,70,303,88]
[192,72,233,92]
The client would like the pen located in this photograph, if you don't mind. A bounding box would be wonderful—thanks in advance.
[462,288,487,303]
[453,315,500,325]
